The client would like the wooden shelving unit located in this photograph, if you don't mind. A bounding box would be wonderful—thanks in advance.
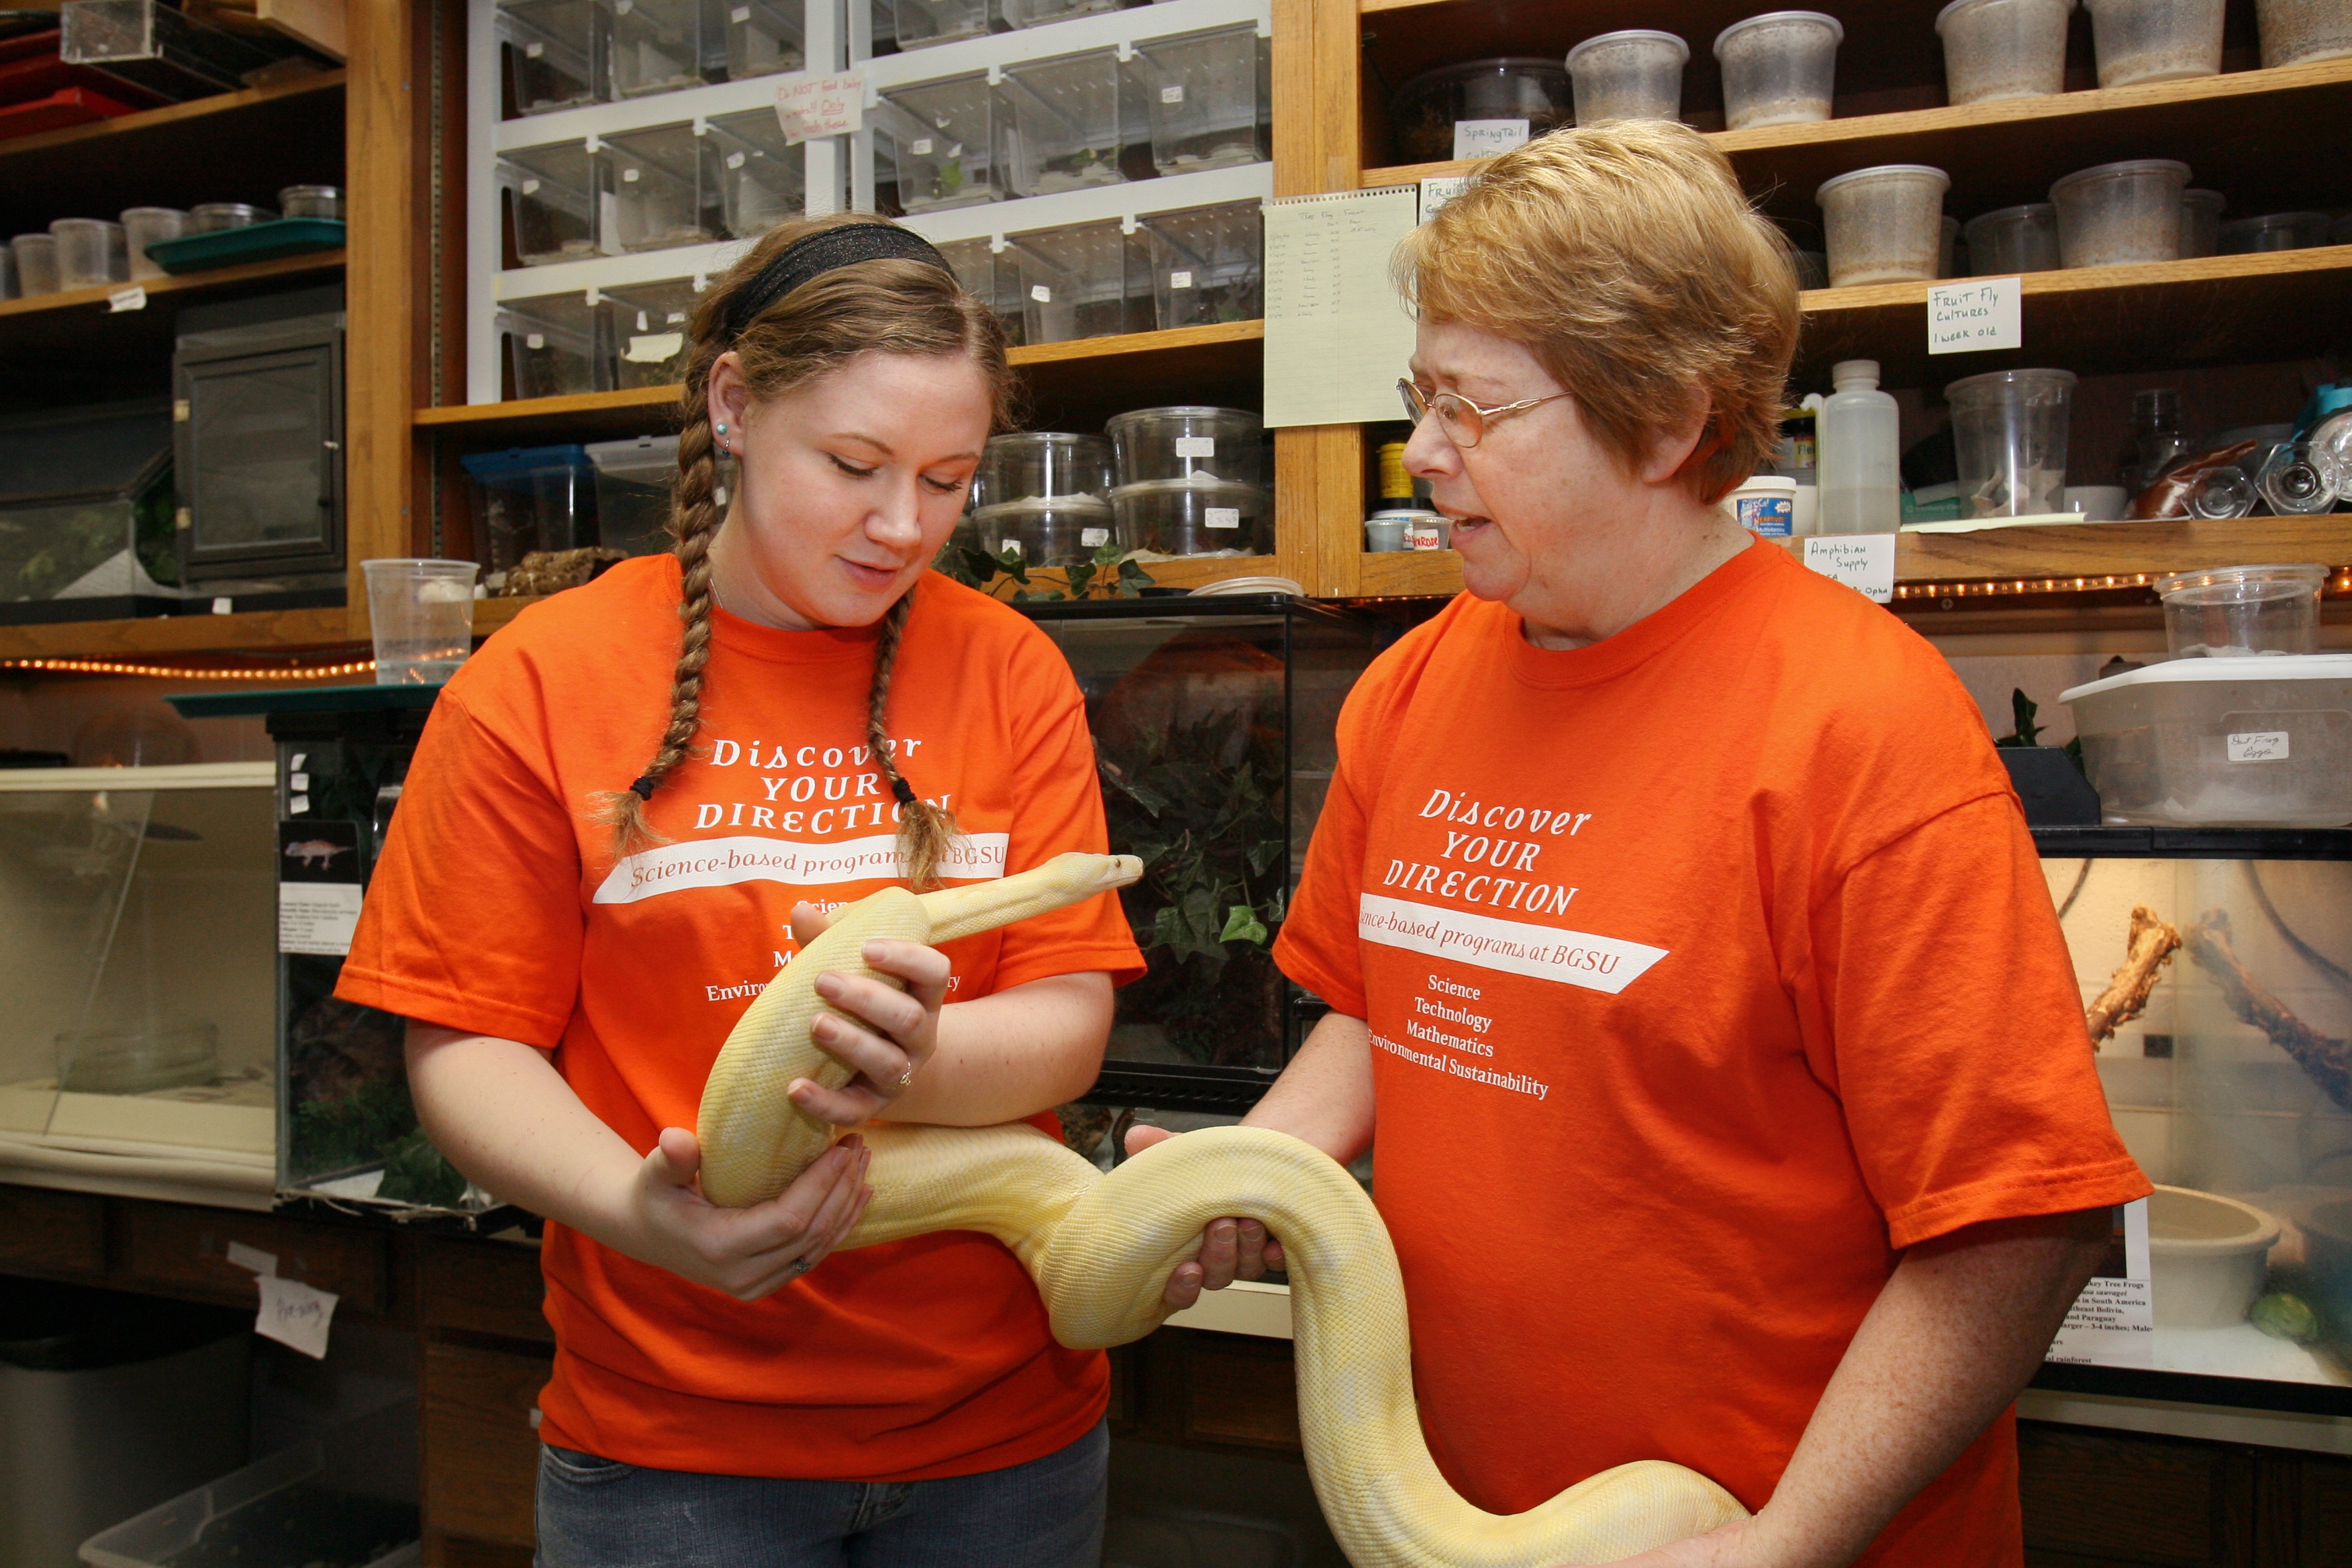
[0,605,357,661]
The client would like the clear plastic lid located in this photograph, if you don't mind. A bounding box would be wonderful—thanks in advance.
[1567,30,1691,69]
[2048,159,2193,199]
[2152,563,2329,605]
[1712,10,1843,57]
[1110,476,1264,502]
[972,495,1113,518]
[1815,164,1950,202]
[1394,56,1569,101]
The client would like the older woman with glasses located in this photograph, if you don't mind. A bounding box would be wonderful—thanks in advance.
[1132,122,2147,1567]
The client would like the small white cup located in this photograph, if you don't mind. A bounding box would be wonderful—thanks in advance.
[2063,485,2129,522]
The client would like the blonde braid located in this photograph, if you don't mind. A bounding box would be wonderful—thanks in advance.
[865,592,960,889]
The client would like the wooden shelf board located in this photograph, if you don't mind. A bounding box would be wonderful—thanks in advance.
[0,250,346,324]
[979,554,1285,598]
[1007,318,1263,368]
[0,606,357,662]
[413,385,683,445]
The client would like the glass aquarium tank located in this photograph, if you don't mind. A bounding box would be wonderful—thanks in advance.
[0,399,180,624]
[1016,596,1383,1112]
[0,763,277,1205]
[2036,824,2352,1412]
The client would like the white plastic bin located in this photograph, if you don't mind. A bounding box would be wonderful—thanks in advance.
[2061,655,2352,828]
[1566,29,1687,124]
[1140,201,1263,330]
[1134,24,1268,175]
[881,74,1001,211]
[1004,219,1146,343]
[707,105,803,238]
[609,0,724,97]
[2051,158,2190,268]
[499,291,612,399]
[1712,11,1841,130]
[499,140,603,265]
[1815,164,1949,286]
[604,121,726,252]
[1935,0,2071,104]
[495,0,609,115]
[2082,0,2225,86]
[999,47,1139,198]
[586,434,681,556]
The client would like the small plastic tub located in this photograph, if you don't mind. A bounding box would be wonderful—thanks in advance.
[1722,475,1798,536]
[2149,1187,2282,1329]
[1405,513,1451,549]
[2083,0,2225,86]
[1815,164,1949,286]
[1134,23,1268,175]
[605,121,725,252]
[1111,477,1269,555]
[2155,563,2327,657]
[2258,0,2352,65]
[1566,30,1688,125]
[1945,368,2077,518]
[1963,202,2059,273]
[2050,158,2190,268]
[1364,513,1411,552]
[189,201,274,232]
[1389,58,1570,163]
[1106,406,1263,487]
[1712,12,1841,129]
[998,48,1134,198]
[1936,0,2072,104]
[499,141,601,264]
[881,73,1002,212]
[2217,211,2335,254]
[972,496,1114,567]
[2177,187,2225,258]
[707,105,805,238]
[2061,652,2352,827]
[977,432,1112,507]
[119,206,187,280]
[277,183,344,219]
[9,233,56,295]
[1004,219,1145,344]
[48,217,127,288]
[499,291,611,399]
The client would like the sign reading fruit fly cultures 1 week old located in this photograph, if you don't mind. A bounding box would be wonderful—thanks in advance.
[1928,276,2022,355]
[775,69,865,145]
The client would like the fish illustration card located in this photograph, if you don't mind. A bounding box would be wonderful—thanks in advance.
[279,819,363,957]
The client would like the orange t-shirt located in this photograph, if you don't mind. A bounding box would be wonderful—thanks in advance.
[338,558,1144,1482]
[1272,542,2149,1565]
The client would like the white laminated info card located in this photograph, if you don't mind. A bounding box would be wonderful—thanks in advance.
[279,819,364,955]
[1800,534,1898,604]
[1263,187,1421,428]
[2047,1198,2153,1367]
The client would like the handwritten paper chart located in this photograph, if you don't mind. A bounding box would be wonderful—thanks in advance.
[1263,187,1421,428]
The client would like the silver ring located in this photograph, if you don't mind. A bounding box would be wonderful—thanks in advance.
[786,1257,812,1279]
[895,1064,916,1091]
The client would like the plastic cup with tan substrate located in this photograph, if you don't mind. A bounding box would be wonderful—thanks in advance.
[1816,164,1949,287]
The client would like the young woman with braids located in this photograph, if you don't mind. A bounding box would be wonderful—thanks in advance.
[336,215,1144,1566]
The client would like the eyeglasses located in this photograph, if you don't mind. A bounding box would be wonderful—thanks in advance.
[1398,379,1571,450]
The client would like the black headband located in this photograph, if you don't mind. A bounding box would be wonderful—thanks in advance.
[724,223,954,342]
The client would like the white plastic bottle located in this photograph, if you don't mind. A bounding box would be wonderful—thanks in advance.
[1816,359,1901,535]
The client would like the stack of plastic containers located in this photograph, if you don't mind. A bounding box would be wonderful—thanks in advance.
[1107,407,1269,556]
[971,432,1114,567]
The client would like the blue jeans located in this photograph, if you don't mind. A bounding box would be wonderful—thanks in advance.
[534,1420,1108,1568]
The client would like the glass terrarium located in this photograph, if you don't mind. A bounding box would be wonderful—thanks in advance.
[1132,24,1269,176]
[0,764,277,1204]
[879,74,1002,213]
[998,46,1142,198]
[603,121,727,252]
[495,0,609,115]
[707,106,804,239]
[2036,825,2352,1411]
[1015,597,1384,1111]
[499,140,605,266]
[0,399,179,624]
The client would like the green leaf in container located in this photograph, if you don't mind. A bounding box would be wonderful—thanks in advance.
[1220,903,1269,944]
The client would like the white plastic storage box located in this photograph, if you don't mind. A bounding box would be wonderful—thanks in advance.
[498,291,612,399]
[1004,219,1148,343]
[1140,201,1263,330]
[2061,655,2352,828]
[495,0,609,114]
[1004,0,1117,26]
[79,1399,419,1568]
[458,444,599,574]
[999,47,1141,198]
[891,0,999,50]
[726,0,803,77]
[881,74,1002,212]
[602,277,703,388]
[1133,24,1269,176]
[603,122,726,252]
[499,140,603,265]
[609,0,726,97]
[587,434,681,556]
[707,105,803,238]
[933,235,1010,333]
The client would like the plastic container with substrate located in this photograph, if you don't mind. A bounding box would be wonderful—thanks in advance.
[1566,30,1687,125]
[602,276,703,388]
[2051,158,2189,268]
[706,105,802,238]
[2217,211,2333,254]
[1963,202,2059,273]
[2178,187,2225,257]
[1112,476,1269,556]
[1140,200,1262,330]
[2258,0,2352,65]
[604,121,724,252]
[1134,24,1267,177]
[277,184,343,219]
[499,141,601,264]
[2083,0,2224,86]
[2155,563,2326,657]
[498,290,611,399]
[9,233,57,295]
[977,432,1112,507]
[999,48,1137,199]
[2059,654,2352,828]
[118,206,184,280]
[881,74,1000,212]
[585,434,681,556]
[890,0,999,50]
[726,0,802,77]
[1712,12,1841,131]
[1003,219,1146,344]
[49,217,126,288]
[1815,164,1948,286]
[1107,405,1263,486]
[458,444,598,574]
[1945,367,2076,518]
[495,0,608,115]
[189,201,273,232]
[609,0,724,98]
[1387,58,1569,163]
[1936,0,2071,104]
[971,496,1113,567]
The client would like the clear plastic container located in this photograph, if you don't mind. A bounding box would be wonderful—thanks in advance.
[1106,405,1263,486]
[2051,158,2190,267]
[1816,359,1901,534]
[971,495,1114,566]
[1815,164,1949,286]
[48,217,127,289]
[499,142,603,264]
[1112,477,1269,555]
[119,207,186,281]
[603,277,703,388]
[881,74,1001,212]
[1004,0,1119,27]
[726,0,803,78]
[2178,187,2225,258]
[2061,654,2352,827]
[585,434,680,556]
[977,432,1112,507]
[891,0,998,50]
[609,0,723,98]
[189,202,273,232]
[2217,211,2335,254]
[499,291,612,399]
[2155,564,2327,657]
[1945,367,2076,518]
[2257,0,2352,65]
[363,560,479,685]
[999,48,1138,198]
[1566,30,1688,125]
[1003,219,1147,344]
[1712,11,1841,130]
[1140,200,1263,330]
[458,444,599,574]
[1939,213,1961,277]
[705,107,802,238]
[933,236,1008,333]
[277,184,344,219]
[1388,58,1570,164]
[1935,0,2072,104]
[495,0,609,115]
[11,234,58,296]
[2084,0,2225,86]
[1963,202,2059,273]
[1134,24,1269,176]
[605,122,725,252]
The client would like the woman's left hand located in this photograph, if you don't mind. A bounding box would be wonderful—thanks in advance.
[1592,1517,1815,1568]
[785,903,949,1122]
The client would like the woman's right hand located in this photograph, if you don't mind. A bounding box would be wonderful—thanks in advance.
[618,1126,873,1301]
[1124,1124,1283,1309]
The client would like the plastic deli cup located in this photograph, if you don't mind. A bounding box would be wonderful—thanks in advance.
[1816,164,1949,287]
[2083,0,2225,87]
[2155,563,2328,658]
[119,207,188,281]
[1713,12,1842,130]
[1936,0,2071,105]
[1963,202,2060,274]
[2258,0,2352,66]
[1365,514,1410,552]
[1945,368,2077,518]
[363,559,480,685]
[2050,158,2190,268]
[1566,30,1688,125]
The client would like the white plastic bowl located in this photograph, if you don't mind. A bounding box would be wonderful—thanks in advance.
[2149,1186,2281,1329]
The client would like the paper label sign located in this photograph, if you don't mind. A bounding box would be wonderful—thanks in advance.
[1418,176,1471,224]
[1802,534,1898,603]
[281,884,363,955]
[2047,1198,2153,1367]
[2228,730,2290,762]
[109,285,147,313]
[226,1241,278,1276]
[775,70,865,145]
[1451,119,1527,160]
[1928,276,2021,354]
[624,332,684,364]
[256,1275,339,1359]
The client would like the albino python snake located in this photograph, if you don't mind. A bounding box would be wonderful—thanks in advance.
[699,850,1747,1565]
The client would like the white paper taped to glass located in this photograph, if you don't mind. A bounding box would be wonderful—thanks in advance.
[1263,186,1421,428]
